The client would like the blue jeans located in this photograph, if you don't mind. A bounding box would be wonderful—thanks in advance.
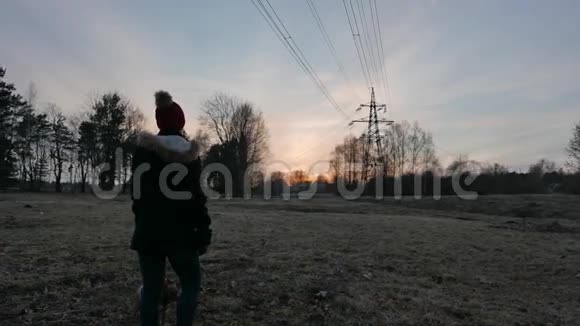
[138,252,201,326]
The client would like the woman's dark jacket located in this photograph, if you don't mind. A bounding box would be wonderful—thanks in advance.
[130,131,211,254]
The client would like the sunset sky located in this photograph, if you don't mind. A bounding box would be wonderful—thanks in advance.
[1,0,579,173]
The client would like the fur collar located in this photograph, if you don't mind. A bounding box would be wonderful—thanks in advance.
[136,131,200,163]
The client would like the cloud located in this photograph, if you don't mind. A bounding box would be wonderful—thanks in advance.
[1,0,578,172]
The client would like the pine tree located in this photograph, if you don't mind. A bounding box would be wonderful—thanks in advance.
[88,92,129,190]
[0,67,27,186]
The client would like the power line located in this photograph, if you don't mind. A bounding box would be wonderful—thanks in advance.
[251,0,349,119]
[366,0,387,102]
[350,0,374,88]
[342,0,392,106]
[305,0,362,101]
[342,0,370,89]
[252,0,363,167]
[251,0,294,56]
[262,0,347,118]
[344,0,373,91]
[355,0,381,93]
[370,0,393,114]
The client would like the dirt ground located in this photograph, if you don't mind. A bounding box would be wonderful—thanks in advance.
[1,193,579,325]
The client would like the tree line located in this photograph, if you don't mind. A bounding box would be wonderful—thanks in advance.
[1,65,579,196]
[328,119,580,195]
[0,67,269,195]
[0,67,144,192]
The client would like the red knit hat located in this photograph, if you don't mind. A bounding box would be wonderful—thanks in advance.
[156,102,185,132]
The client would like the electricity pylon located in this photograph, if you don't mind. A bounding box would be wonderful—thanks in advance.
[349,87,393,181]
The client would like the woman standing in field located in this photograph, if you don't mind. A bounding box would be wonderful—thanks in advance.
[131,90,212,326]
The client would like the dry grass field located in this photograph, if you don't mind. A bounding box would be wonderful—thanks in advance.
[1,193,579,325]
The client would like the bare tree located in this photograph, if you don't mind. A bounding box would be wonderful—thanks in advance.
[124,106,145,143]
[382,121,436,176]
[383,121,410,176]
[408,121,435,174]
[288,170,309,185]
[566,122,580,172]
[47,104,74,192]
[200,93,268,164]
[25,113,50,190]
[199,93,237,143]
[446,154,482,175]
[68,112,91,192]
[13,85,51,191]
[121,106,145,191]
[67,113,84,189]
[191,130,211,158]
[199,93,269,196]
[316,174,329,184]
[482,162,509,175]
[77,121,96,192]
[421,145,440,173]
[528,158,557,176]
[330,121,437,183]
[330,135,365,184]
[329,149,343,182]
